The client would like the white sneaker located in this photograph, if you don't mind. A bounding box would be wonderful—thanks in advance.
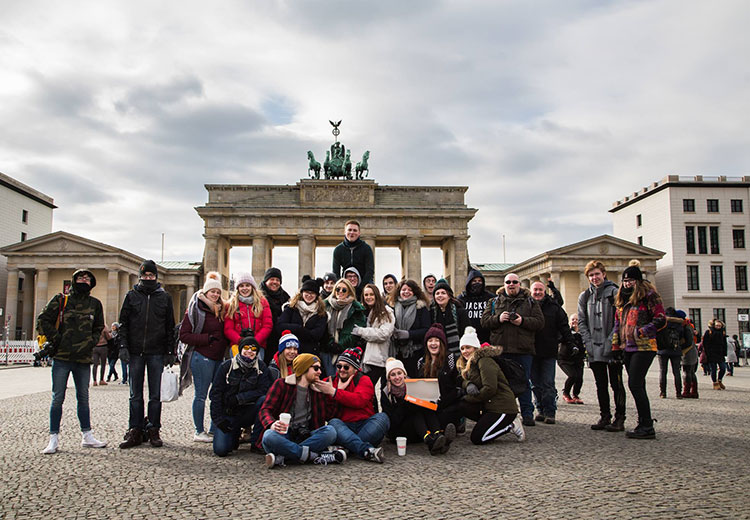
[81,430,107,448]
[511,416,526,442]
[42,434,59,454]
[265,453,285,469]
[193,432,213,443]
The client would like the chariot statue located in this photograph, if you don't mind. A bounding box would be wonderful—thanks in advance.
[307,120,371,180]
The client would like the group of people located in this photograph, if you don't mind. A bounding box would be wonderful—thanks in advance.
[35,219,735,463]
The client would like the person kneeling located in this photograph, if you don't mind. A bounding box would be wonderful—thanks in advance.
[458,339,525,445]
[210,336,273,456]
[381,357,455,455]
[258,354,345,468]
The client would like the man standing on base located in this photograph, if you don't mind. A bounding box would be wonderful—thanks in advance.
[577,260,626,432]
[118,260,176,449]
[332,220,374,295]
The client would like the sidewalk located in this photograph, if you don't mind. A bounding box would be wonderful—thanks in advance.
[0,365,57,400]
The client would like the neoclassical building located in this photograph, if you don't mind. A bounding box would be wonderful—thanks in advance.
[1,232,201,340]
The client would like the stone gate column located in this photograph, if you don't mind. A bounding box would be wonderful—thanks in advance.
[252,236,269,281]
[119,272,131,313]
[400,236,422,282]
[5,269,19,338]
[453,237,468,291]
[442,238,454,287]
[203,236,220,275]
[34,268,49,335]
[106,269,120,326]
[21,270,35,340]
[298,235,316,284]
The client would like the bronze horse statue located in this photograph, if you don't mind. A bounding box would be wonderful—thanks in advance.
[307,151,321,179]
[355,150,370,179]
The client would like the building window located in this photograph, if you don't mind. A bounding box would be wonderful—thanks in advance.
[18,278,24,291]
[713,308,726,324]
[711,265,724,291]
[733,229,745,249]
[687,265,700,290]
[731,199,743,213]
[689,308,702,333]
[637,236,643,245]
[739,308,750,333]
[686,226,695,254]
[683,199,695,212]
[709,226,720,254]
[707,199,719,213]
[20,232,27,242]
[697,226,708,254]
[636,214,642,227]
[22,209,28,223]
[736,265,748,291]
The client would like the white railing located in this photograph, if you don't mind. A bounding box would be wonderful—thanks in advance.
[1,340,38,364]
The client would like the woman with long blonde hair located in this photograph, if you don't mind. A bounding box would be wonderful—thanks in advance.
[323,278,366,378]
[223,273,273,361]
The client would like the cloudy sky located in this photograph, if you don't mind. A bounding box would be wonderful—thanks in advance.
[2,1,749,286]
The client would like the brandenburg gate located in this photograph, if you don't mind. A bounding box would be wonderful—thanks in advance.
[195,179,477,288]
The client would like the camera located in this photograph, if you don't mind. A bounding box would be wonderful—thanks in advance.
[240,327,255,338]
[34,342,57,361]
[287,423,311,443]
[508,312,519,321]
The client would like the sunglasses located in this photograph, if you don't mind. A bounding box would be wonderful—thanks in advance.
[311,365,322,372]
[335,363,352,371]
[335,287,348,293]
[241,345,258,352]
[505,280,520,285]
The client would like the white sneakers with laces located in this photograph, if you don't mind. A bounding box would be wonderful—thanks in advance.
[42,433,59,454]
[511,416,526,442]
[193,432,213,443]
[81,430,107,448]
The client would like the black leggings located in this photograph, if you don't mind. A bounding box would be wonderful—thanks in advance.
[589,361,626,420]
[389,406,442,444]
[658,354,682,394]
[624,351,656,428]
[682,363,698,386]
[558,360,584,396]
[464,402,516,445]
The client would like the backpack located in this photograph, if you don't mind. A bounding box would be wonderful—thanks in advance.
[491,356,529,397]
[657,324,682,352]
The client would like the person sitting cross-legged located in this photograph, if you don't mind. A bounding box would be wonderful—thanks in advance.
[313,346,390,463]
[258,354,345,468]
[209,335,273,457]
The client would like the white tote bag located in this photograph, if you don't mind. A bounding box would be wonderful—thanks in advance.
[161,367,180,403]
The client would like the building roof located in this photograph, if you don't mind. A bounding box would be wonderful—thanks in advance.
[610,174,750,213]
[157,261,202,271]
[0,171,57,209]
[471,262,515,272]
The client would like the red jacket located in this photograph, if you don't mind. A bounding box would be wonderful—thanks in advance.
[330,372,375,423]
[224,299,273,347]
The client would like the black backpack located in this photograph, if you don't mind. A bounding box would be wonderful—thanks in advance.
[657,324,682,352]
[491,356,529,397]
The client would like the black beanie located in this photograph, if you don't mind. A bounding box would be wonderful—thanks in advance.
[622,266,643,281]
[323,272,337,283]
[433,278,453,296]
[264,267,282,283]
[140,260,158,279]
[301,277,322,295]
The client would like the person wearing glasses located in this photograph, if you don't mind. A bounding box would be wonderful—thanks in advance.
[481,273,544,427]
[611,263,666,440]
[209,335,273,456]
[259,353,345,468]
[323,278,366,378]
[314,346,389,463]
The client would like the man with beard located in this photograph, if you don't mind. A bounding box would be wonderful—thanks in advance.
[118,260,176,449]
[38,269,107,454]
[260,267,291,362]
[458,269,494,344]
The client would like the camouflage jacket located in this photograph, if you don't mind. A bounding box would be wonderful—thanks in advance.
[36,289,105,364]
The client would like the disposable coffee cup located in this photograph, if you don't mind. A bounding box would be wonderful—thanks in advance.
[279,413,291,426]
[396,436,407,456]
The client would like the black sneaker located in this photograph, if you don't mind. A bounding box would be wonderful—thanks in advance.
[534,413,546,422]
[625,426,656,439]
[544,416,556,425]
[364,446,385,463]
[605,416,625,432]
[313,449,346,466]
[590,416,611,431]
[522,416,536,427]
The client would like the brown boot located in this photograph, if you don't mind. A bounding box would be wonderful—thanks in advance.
[718,380,726,390]
[713,381,721,390]
[119,428,142,449]
[147,427,163,447]
[680,384,690,399]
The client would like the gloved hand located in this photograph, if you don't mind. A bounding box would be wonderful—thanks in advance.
[466,383,480,396]
[119,347,130,363]
[394,329,409,340]
[547,280,556,289]
[164,353,177,367]
[216,419,232,433]
[611,349,624,364]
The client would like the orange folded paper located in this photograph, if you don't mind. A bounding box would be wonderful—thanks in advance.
[404,378,440,411]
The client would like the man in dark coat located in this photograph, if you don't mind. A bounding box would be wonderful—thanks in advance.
[260,266,291,362]
[118,260,176,449]
[332,220,374,293]
[458,269,494,344]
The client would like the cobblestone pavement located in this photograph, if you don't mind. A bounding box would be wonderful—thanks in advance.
[1,363,748,519]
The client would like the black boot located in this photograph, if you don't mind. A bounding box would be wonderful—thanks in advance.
[119,428,142,449]
[626,424,656,439]
[147,427,163,448]
[590,415,611,431]
[605,416,625,432]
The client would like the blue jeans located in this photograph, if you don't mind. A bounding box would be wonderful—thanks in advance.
[49,359,91,434]
[190,351,221,434]
[121,360,128,383]
[710,360,727,382]
[501,353,533,419]
[329,413,390,458]
[128,354,163,430]
[531,357,557,417]
[320,353,336,380]
[261,425,337,462]
[213,396,265,457]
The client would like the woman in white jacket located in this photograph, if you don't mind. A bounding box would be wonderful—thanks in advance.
[354,284,395,392]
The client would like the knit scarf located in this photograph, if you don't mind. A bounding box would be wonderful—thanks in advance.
[327,296,354,341]
[389,382,407,400]
[432,302,460,353]
[227,352,261,383]
[296,299,320,326]
[394,296,417,330]
[239,295,254,305]
[186,292,207,335]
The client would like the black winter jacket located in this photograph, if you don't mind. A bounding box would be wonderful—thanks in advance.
[210,357,273,422]
[277,305,328,356]
[332,238,374,286]
[457,269,494,344]
[534,295,574,359]
[118,283,175,356]
[417,352,461,410]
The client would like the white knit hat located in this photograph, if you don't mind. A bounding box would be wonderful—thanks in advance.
[459,326,481,349]
[385,357,406,378]
[202,271,223,293]
[234,272,258,290]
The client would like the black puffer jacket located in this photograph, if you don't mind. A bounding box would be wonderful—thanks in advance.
[277,305,327,356]
[534,295,574,359]
[118,283,176,355]
[210,357,273,421]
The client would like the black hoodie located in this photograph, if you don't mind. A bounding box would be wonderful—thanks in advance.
[458,269,494,343]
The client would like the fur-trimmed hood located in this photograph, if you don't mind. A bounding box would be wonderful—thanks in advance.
[470,344,504,361]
